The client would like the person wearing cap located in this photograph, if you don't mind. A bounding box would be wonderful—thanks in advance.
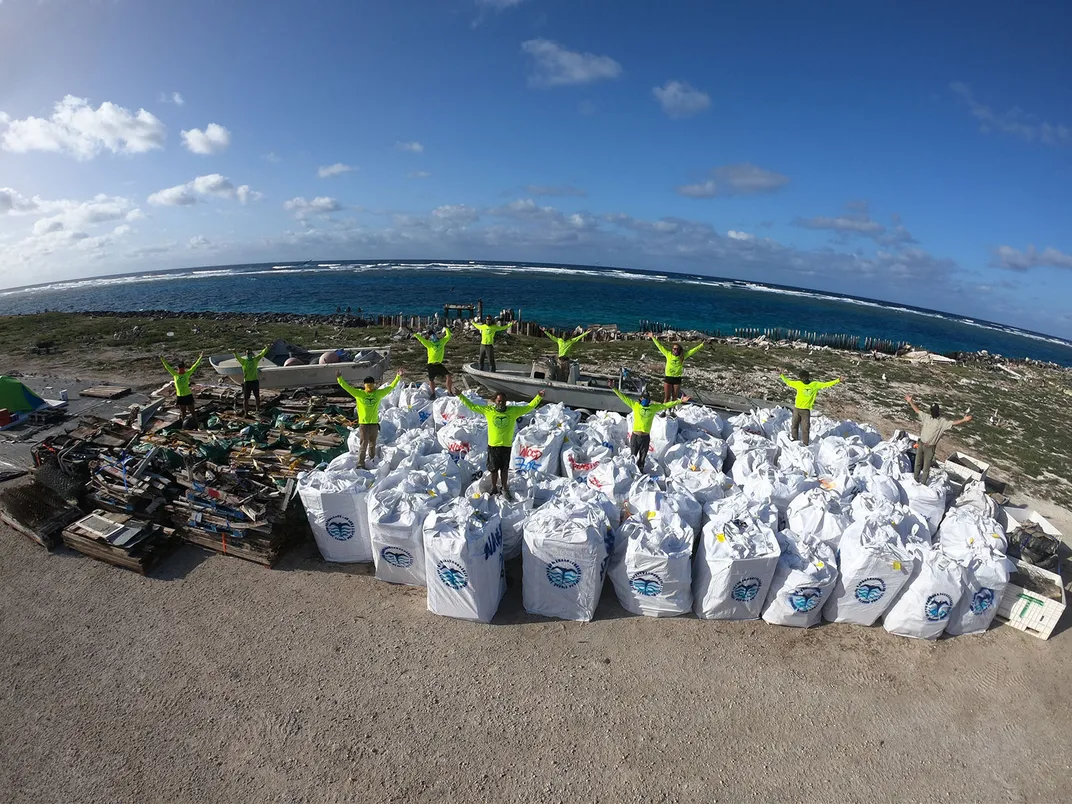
[613,387,689,471]
[161,352,203,427]
[459,390,545,498]
[648,333,704,403]
[904,394,972,485]
[414,327,453,399]
[233,345,270,416]
[337,369,404,468]
[473,317,512,373]
[779,370,842,446]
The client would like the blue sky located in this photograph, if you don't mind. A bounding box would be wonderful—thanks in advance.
[1,0,1071,335]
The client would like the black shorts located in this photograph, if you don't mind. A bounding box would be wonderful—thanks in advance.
[630,432,651,456]
[427,362,450,379]
[359,423,380,436]
[243,380,260,395]
[487,446,512,472]
[664,375,682,386]
[176,393,194,406]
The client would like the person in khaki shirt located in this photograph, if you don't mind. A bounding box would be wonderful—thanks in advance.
[904,395,972,484]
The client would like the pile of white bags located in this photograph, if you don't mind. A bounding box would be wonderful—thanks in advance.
[424,496,504,623]
[586,455,640,509]
[883,546,965,639]
[786,487,852,549]
[623,479,703,538]
[437,419,489,474]
[512,424,566,474]
[663,442,730,505]
[936,506,1012,636]
[823,518,915,625]
[609,509,694,617]
[560,431,614,480]
[367,470,454,586]
[693,514,781,620]
[522,495,611,622]
[431,394,484,429]
[903,476,949,535]
[675,405,728,441]
[761,532,838,628]
[297,457,377,563]
[465,473,535,560]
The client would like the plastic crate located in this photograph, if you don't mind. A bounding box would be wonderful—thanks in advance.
[996,560,1066,640]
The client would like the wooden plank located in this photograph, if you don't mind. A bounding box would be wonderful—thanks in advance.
[79,386,132,400]
[60,527,181,575]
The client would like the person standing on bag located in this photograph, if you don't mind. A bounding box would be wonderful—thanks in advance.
[779,370,842,446]
[414,327,454,398]
[904,394,972,484]
[613,388,689,472]
[459,390,545,498]
[337,370,403,468]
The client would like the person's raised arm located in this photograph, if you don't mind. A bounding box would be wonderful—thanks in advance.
[189,353,204,374]
[336,374,360,397]
[568,331,590,346]
[650,335,671,358]
[612,388,633,407]
[953,413,973,426]
[685,342,705,359]
[257,345,270,360]
[820,377,841,388]
[384,370,402,391]
[441,328,451,346]
[413,332,432,349]
[160,356,177,377]
[457,393,488,415]
[904,394,922,415]
[779,373,794,387]
[519,390,545,414]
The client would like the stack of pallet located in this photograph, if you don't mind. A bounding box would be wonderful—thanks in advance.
[61,509,180,574]
[86,450,172,517]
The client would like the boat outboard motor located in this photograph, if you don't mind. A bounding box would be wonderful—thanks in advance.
[567,361,580,385]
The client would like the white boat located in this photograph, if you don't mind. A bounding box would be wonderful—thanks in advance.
[462,360,760,415]
[210,340,390,389]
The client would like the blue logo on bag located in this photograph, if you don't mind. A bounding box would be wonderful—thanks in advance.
[547,559,581,589]
[969,588,995,615]
[854,577,886,604]
[731,577,762,602]
[788,587,823,612]
[380,546,413,568]
[482,526,503,561]
[629,572,663,597]
[325,515,355,541]
[925,593,954,622]
[436,560,469,590]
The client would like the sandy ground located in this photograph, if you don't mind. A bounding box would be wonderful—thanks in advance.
[2,529,1069,804]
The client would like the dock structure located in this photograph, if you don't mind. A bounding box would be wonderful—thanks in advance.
[443,299,483,322]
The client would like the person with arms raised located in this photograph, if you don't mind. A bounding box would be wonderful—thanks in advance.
[414,327,453,399]
[649,333,704,403]
[543,327,591,382]
[233,345,270,416]
[473,317,512,373]
[337,369,404,468]
[459,389,545,498]
[613,387,689,472]
[779,369,842,446]
[161,352,203,428]
[904,394,972,485]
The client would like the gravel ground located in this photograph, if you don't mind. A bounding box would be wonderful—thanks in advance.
[1,528,1069,803]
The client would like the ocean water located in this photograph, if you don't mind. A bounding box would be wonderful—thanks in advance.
[2,260,1071,366]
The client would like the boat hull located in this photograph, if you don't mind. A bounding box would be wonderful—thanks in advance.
[210,349,390,389]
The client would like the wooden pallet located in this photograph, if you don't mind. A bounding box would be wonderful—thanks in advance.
[79,386,132,400]
[0,484,82,550]
[61,512,180,575]
[179,527,295,567]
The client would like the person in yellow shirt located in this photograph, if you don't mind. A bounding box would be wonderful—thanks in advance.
[413,327,453,399]
[161,353,203,426]
[337,370,404,468]
[233,345,270,416]
[459,390,545,498]
[542,327,590,381]
[649,333,704,402]
[779,370,842,446]
[613,388,689,471]
[473,318,512,373]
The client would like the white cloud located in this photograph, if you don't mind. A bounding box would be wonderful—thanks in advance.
[395,141,424,153]
[283,196,343,219]
[187,235,210,249]
[317,162,354,179]
[159,91,184,106]
[993,244,1072,272]
[521,39,622,87]
[431,205,479,224]
[653,81,710,118]
[476,0,523,9]
[181,123,231,155]
[148,174,257,206]
[524,184,587,197]
[676,163,789,198]
[0,95,166,159]
[793,202,916,249]
[796,214,884,235]
[30,194,133,235]
[126,208,145,222]
[407,170,432,179]
[727,230,754,241]
[950,82,1070,146]
[264,152,281,163]
[0,187,40,215]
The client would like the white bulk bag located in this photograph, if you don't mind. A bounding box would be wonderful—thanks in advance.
[816,436,871,476]
[676,404,728,440]
[662,442,730,504]
[424,498,504,623]
[527,400,582,432]
[431,394,484,429]
[693,515,781,620]
[903,477,948,535]
[609,512,694,617]
[702,491,777,533]
[786,487,852,549]
[584,410,629,450]
[367,476,445,586]
[512,424,566,475]
[744,468,818,516]
[622,483,703,538]
[522,501,610,622]
[936,506,1007,561]
[465,473,535,560]
[561,440,613,481]
[852,464,904,505]
[436,419,489,473]
[945,553,1013,636]
[776,432,819,477]
[883,547,964,639]
[823,519,915,626]
[586,455,640,508]
[761,532,838,628]
[952,479,998,520]
[297,465,377,563]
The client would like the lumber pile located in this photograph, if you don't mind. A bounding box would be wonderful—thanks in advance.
[61,510,179,574]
